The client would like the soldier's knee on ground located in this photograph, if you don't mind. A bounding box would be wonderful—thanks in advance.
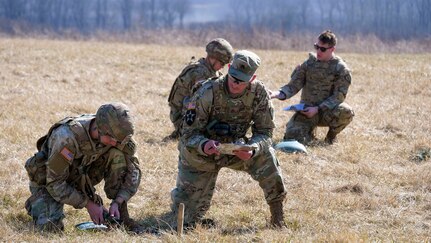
[284,127,315,145]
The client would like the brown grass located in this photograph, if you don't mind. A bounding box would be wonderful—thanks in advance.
[3,26,431,54]
[0,37,430,241]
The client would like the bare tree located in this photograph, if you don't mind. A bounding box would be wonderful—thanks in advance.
[416,0,431,33]
[71,0,87,31]
[138,0,161,28]
[298,0,310,28]
[159,0,176,28]
[174,0,190,29]
[120,0,133,30]
[0,0,26,20]
[96,0,108,29]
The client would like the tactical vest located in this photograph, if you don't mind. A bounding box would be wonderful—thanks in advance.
[26,116,80,186]
[206,78,257,142]
[168,58,216,103]
[298,54,343,106]
[25,115,110,204]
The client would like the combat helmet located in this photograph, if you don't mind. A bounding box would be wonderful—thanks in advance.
[205,38,234,65]
[96,102,134,146]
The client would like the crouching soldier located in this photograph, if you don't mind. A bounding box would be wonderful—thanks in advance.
[171,50,287,229]
[24,102,143,233]
[167,38,234,139]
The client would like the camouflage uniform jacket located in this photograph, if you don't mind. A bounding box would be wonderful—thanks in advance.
[182,75,275,160]
[36,115,140,209]
[168,57,222,128]
[279,53,352,110]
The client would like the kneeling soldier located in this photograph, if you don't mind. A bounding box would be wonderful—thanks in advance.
[171,50,287,229]
[24,102,143,233]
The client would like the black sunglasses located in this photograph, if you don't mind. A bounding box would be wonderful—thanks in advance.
[314,43,333,52]
[231,75,247,84]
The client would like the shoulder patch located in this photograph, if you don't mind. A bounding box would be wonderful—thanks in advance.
[60,147,73,161]
[185,101,197,126]
[185,109,196,126]
[187,102,196,109]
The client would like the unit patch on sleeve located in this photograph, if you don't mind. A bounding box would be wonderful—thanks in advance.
[185,102,196,126]
[60,147,74,161]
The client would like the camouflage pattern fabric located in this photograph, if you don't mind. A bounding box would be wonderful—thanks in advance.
[228,50,261,82]
[279,53,354,143]
[96,102,134,142]
[24,115,141,231]
[205,38,234,64]
[171,75,287,225]
[284,103,354,144]
[25,186,65,232]
[168,57,222,134]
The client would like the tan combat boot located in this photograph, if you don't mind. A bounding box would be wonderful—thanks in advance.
[325,130,338,144]
[269,201,286,228]
[119,202,145,234]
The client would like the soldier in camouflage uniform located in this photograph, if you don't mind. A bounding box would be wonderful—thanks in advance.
[24,102,143,233]
[270,30,354,144]
[171,50,287,229]
[166,38,234,140]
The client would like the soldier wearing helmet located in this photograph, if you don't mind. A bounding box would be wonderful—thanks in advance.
[167,38,234,140]
[171,50,287,229]
[24,102,143,233]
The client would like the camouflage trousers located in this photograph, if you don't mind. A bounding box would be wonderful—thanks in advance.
[284,102,354,144]
[171,147,287,225]
[25,148,131,232]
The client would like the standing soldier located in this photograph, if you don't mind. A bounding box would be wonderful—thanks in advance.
[24,102,143,233]
[171,50,287,229]
[270,30,354,145]
[167,38,234,140]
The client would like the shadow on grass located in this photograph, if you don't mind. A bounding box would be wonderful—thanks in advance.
[136,211,177,235]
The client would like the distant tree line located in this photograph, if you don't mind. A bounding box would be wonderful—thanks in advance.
[227,0,431,39]
[0,0,429,40]
[0,0,191,32]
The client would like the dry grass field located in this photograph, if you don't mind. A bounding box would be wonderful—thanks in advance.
[0,37,430,242]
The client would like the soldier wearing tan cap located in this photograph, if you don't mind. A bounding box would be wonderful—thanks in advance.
[171,50,287,229]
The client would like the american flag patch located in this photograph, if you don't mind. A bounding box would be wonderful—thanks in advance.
[60,147,73,161]
[187,103,196,109]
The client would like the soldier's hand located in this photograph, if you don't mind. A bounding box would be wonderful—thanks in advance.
[109,201,120,219]
[234,150,253,161]
[86,200,105,225]
[300,106,318,118]
[268,90,278,99]
[268,90,286,100]
[203,140,220,156]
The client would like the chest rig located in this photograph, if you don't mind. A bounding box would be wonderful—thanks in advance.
[206,78,257,142]
[67,116,113,204]
[168,58,217,102]
[301,55,340,105]
[41,115,110,204]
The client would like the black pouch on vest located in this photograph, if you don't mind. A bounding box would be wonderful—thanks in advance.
[24,150,47,185]
[212,122,231,136]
